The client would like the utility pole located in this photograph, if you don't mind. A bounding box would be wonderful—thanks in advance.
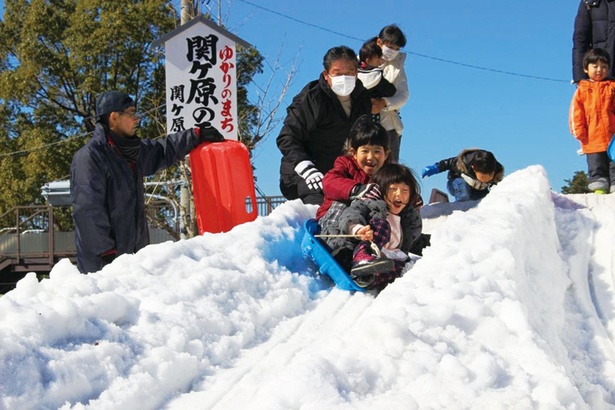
[180,0,193,25]
[179,0,194,239]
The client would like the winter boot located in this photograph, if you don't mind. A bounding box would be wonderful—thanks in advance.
[350,241,394,285]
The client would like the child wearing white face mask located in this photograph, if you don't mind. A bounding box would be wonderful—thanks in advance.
[357,39,397,125]
[368,24,409,164]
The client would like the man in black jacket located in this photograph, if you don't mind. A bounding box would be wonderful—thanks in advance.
[572,0,615,82]
[70,91,224,273]
[276,45,372,205]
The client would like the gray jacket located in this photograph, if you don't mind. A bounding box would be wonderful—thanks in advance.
[324,198,422,255]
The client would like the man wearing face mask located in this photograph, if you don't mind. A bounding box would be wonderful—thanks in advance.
[276,45,372,205]
[369,24,409,163]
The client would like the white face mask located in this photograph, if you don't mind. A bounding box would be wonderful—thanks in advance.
[381,45,400,62]
[329,75,356,97]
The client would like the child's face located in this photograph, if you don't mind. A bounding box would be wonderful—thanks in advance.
[384,182,411,215]
[352,144,388,176]
[474,170,495,183]
[365,55,384,68]
[584,61,610,81]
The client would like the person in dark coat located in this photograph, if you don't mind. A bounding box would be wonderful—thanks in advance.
[358,39,397,100]
[369,24,409,164]
[337,163,427,291]
[421,149,504,202]
[276,45,372,205]
[70,91,224,273]
[572,0,615,83]
[357,39,396,125]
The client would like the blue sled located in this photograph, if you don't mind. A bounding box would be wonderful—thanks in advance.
[301,219,366,292]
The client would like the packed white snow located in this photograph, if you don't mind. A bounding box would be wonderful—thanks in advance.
[1,165,615,409]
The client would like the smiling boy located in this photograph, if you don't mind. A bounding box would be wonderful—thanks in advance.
[570,48,615,194]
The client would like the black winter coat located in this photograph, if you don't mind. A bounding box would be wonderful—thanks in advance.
[70,123,201,273]
[437,149,504,188]
[276,74,372,180]
[573,0,615,82]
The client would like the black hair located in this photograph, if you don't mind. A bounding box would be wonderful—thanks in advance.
[323,45,358,71]
[345,115,390,154]
[378,24,407,48]
[371,163,420,207]
[359,37,382,64]
[470,150,497,174]
[583,48,611,69]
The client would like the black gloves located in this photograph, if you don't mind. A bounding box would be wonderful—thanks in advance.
[198,125,225,143]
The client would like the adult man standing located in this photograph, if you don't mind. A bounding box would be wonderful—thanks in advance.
[276,45,372,205]
[70,91,224,273]
[572,0,615,83]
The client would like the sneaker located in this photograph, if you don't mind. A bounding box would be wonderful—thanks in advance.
[610,186,615,194]
[588,178,608,192]
[594,189,607,195]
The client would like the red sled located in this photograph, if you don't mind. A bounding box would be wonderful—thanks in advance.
[190,140,258,234]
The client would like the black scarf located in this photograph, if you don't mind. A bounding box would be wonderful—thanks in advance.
[110,131,140,162]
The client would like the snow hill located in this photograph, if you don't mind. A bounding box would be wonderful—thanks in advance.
[1,165,615,409]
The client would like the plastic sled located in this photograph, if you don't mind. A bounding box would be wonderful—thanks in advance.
[608,137,615,162]
[190,140,258,234]
[301,219,366,292]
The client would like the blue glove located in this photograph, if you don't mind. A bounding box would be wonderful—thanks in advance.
[421,163,440,179]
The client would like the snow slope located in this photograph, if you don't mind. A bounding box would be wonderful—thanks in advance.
[1,165,615,409]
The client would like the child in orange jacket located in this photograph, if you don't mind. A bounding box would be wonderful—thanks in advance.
[569,48,615,193]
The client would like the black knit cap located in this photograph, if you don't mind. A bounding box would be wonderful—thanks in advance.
[95,91,135,118]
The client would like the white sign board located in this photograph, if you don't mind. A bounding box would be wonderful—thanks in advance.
[163,22,239,140]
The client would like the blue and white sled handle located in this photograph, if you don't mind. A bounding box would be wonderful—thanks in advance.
[301,219,366,292]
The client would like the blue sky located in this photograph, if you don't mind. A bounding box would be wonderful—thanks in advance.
[219,0,580,199]
[0,1,580,199]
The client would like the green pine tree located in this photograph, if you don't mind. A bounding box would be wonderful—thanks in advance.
[0,1,279,237]
[561,171,591,194]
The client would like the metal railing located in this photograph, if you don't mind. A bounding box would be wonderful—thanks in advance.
[256,196,286,216]
[0,206,58,266]
[0,196,287,267]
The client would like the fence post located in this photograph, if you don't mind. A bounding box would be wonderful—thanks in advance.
[15,208,20,259]
[48,206,54,267]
